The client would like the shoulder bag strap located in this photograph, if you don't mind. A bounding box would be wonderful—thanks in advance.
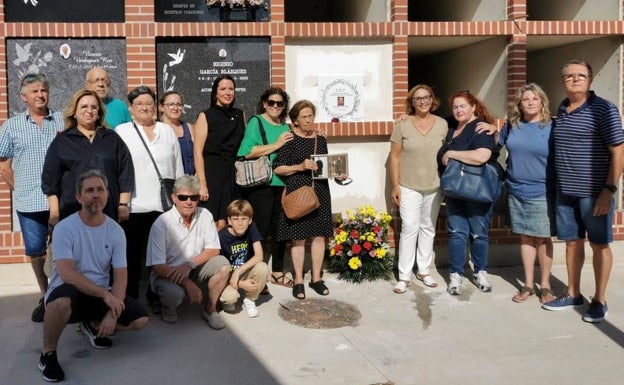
[252,115,269,145]
[132,121,164,181]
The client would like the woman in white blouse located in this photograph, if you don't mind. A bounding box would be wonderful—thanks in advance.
[116,86,184,306]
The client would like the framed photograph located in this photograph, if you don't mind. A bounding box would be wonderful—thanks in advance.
[328,153,349,177]
[311,154,329,179]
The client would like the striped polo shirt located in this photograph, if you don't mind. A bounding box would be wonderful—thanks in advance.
[554,91,624,197]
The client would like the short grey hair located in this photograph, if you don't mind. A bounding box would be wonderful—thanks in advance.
[76,169,108,194]
[174,175,200,194]
[20,73,49,95]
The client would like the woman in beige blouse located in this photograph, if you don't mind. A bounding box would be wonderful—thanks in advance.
[389,85,448,293]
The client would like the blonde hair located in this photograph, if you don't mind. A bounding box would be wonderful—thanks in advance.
[64,89,108,130]
[226,199,254,217]
[508,83,551,128]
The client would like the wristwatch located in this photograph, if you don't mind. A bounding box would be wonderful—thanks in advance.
[187,260,196,269]
[604,184,618,193]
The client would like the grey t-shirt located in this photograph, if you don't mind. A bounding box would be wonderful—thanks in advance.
[45,213,126,302]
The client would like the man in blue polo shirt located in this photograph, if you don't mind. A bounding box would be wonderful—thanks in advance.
[0,73,64,322]
[542,60,624,323]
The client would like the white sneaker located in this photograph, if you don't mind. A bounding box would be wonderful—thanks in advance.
[393,281,408,294]
[473,270,492,292]
[448,273,463,295]
[243,298,259,318]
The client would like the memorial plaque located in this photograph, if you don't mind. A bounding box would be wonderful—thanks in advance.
[4,0,124,22]
[155,0,270,22]
[156,38,270,121]
[6,39,128,116]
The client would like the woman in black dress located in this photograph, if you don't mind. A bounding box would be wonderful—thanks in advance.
[194,75,245,230]
[274,100,333,299]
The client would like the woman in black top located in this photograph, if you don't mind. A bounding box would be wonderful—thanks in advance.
[42,89,134,225]
[194,75,245,230]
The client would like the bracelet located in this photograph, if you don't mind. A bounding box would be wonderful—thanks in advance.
[118,203,129,207]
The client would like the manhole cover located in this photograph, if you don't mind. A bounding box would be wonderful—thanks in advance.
[278,298,361,329]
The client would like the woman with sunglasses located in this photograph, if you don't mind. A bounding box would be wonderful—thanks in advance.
[159,91,195,175]
[194,75,246,231]
[237,87,294,288]
[390,85,448,294]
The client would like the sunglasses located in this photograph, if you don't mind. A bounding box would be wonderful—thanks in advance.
[177,194,200,202]
[266,100,285,108]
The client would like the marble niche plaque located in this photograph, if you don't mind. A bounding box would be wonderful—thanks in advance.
[155,0,270,22]
[4,0,124,22]
[6,39,128,116]
[156,38,270,121]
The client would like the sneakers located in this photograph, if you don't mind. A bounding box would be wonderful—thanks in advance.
[243,298,259,318]
[222,302,236,313]
[202,310,225,330]
[472,270,492,292]
[541,293,585,311]
[80,321,113,349]
[582,300,608,323]
[38,350,65,382]
[448,273,462,295]
[31,298,45,323]
[161,306,178,323]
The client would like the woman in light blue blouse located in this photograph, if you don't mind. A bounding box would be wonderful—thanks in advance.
[480,83,556,304]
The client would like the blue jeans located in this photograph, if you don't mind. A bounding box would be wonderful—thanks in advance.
[445,197,494,274]
[16,211,49,257]
[556,191,614,244]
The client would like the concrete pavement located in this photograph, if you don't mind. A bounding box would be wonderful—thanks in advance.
[1,252,624,385]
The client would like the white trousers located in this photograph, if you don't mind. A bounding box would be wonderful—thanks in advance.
[397,186,443,281]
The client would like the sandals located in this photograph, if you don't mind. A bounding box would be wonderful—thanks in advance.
[539,288,556,304]
[271,273,294,288]
[512,286,535,303]
[416,274,438,288]
[308,280,329,296]
[292,283,305,299]
[393,281,408,294]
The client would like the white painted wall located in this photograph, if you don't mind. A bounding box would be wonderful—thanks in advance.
[285,39,394,122]
[412,0,506,21]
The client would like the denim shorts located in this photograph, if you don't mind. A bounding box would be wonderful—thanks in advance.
[508,194,555,238]
[16,211,49,257]
[556,191,613,244]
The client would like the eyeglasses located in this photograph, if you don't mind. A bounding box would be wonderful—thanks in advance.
[86,78,110,85]
[412,95,432,103]
[562,73,589,82]
[163,103,183,109]
[177,194,200,202]
[266,100,285,108]
[133,102,154,108]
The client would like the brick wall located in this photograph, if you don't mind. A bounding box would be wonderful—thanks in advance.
[1,0,624,263]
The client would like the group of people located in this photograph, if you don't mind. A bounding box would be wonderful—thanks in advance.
[0,68,344,382]
[391,60,623,326]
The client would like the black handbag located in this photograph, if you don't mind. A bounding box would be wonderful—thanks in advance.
[235,116,273,187]
[132,122,175,211]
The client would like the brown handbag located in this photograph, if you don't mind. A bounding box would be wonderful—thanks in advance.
[281,135,320,220]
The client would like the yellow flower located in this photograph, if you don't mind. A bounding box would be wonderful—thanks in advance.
[367,235,375,242]
[348,257,362,270]
[376,248,386,258]
[330,249,336,256]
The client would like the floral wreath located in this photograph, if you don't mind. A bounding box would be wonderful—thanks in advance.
[320,78,361,120]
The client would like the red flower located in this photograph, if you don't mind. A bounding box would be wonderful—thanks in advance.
[374,225,381,233]
[333,244,343,252]
[363,241,372,250]
[350,230,359,238]
[352,244,362,254]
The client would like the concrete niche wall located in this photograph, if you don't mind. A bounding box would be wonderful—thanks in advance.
[527,37,622,109]
[285,0,387,22]
[409,0,506,21]
[408,37,508,118]
[527,0,621,21]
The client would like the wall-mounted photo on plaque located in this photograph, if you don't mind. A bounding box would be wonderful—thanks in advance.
[4,0,124,22]
[155,0,270,22]
[156,37,270,121]
[5,38,128,116]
